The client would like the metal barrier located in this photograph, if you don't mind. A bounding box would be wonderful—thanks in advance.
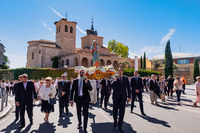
[0,89,8,112]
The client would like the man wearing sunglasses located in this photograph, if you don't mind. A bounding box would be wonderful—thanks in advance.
[15,74,38,128]
[57,74,71,117]
[70,70,93,132]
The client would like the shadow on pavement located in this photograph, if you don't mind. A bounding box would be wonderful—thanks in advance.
[157,104,179,111]
[90,122,137,133]
[0,120,21,133]
[89,112,96,124]
[57,112,73,128]
[134,112,171,128]
[30,122,56,133]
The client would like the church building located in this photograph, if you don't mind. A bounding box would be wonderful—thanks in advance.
[26,18,133,69]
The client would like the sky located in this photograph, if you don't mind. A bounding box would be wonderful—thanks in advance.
[0,0,200,68]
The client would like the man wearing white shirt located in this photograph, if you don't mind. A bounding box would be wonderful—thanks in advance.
[70,70,92,132]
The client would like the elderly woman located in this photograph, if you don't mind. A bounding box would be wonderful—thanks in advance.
[194,76,200,107]
[173,77,183,104]
[39,77,56,122]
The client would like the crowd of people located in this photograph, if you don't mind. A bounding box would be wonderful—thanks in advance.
[0,68,199,133]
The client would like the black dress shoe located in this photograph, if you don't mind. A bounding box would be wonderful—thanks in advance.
[118,127,124,133]
[84,128,87,132]
[113,122,117,127]
[77,124,82,129]
[30,121,33,125]
[19,124,25,129]
[15,118,19,122]
[130,110,133,113]
[141,112,147,116]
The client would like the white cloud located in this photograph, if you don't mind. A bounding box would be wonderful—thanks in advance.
[160,28,176,44]
[128,51,140,59]
[35,0,86,35]
[48,7,65,18]
[41,21,55,36]
[76,25,86,35]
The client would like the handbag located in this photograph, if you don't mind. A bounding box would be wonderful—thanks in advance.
[49,86,56,105]
[49,98,56,105]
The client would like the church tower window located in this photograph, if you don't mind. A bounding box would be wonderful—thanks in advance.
[65,25,68,32]
[66,59,69,65]
[70,26,73,33]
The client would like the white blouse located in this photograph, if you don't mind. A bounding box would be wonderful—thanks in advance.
[39,84,56,101]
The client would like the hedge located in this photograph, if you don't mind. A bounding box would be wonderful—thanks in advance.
[0,68,78,80]
[124,68,161,77]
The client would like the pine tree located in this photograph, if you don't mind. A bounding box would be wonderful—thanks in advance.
[193,58,200,81]
[140,56,143,69]
[164,40,173,78]
[143,52,146,69]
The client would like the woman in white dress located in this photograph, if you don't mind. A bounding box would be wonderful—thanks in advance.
[39,77,56,122]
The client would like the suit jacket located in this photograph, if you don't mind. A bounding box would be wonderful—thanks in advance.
[15,81,37,104]
[111,76,131,101]
[57,81,70,100]
[70,79,93,103]
[100,79,111,93]
[131,76,143,94]
[13,81,20,96]
[167,78,174,88]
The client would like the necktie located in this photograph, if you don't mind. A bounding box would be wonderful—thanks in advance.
[79,79,83,96]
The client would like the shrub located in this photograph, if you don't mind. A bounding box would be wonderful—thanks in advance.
[124,68,160,77]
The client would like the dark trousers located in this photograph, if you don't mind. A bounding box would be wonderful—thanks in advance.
[167,87,173,97]
[59,98,69,116]
[97,88,99,101]
[15,105,20,120]
[176,90,182,102]
[113,96,126,128]
[76,99,89,129]
[100,91,109,108]
[20,103,33,125]
[182,84,186,93]
[131,92,144,113]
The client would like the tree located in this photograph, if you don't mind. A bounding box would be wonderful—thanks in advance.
[143,52,146,69]
[108,39,129,58]
[0,42,9,69]
[140,56,143,69]
[52,56,59,68]
[164,40,173,78]
[193,58,199,81]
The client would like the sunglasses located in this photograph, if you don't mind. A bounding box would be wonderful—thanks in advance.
[80,72,84,74]
[23,77,28,78]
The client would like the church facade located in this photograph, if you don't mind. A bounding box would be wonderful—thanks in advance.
[27,18,134,69]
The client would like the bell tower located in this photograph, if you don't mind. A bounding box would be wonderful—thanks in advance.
[81,18,103,49]
[55,18,77,55]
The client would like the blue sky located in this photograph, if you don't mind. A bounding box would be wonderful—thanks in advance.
[0,0,200,68]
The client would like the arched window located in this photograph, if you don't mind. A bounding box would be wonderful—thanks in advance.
[65,25,68,32]
[32,52,34,59]
[61,60,64,67]
[66,59,69,65]
[70,26,73,33]
[39,50,41,54]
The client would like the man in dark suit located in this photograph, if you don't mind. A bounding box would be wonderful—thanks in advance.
[57,74,71,117]
[15,74,38,128]
[167,75,174,97]
[70,70,93,132]
[13,75,23,122]
[111,68,131,132]
[131,71,146,116]
[100,78,111,109]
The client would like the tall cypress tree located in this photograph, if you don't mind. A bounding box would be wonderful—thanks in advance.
[193,58,199,81]
[140,56,143,69]
[143,52,146,69]
[164,40,173,78]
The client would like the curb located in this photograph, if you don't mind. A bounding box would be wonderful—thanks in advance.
[0,102,12,120]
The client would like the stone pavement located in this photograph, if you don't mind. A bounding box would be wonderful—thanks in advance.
[0,85,200,133]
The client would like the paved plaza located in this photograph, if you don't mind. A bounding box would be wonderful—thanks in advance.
[0,85,200,133]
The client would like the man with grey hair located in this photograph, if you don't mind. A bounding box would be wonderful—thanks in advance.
[15,74,38,128]
[149,74,159,105]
